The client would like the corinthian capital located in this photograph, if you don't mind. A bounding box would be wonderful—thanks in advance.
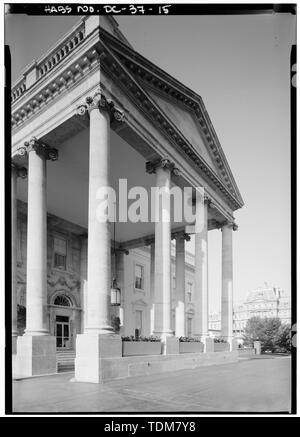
[171,230,191,241]
[76,87,125,123]
[146,157,178,175]
[11,163,27,179]
[24,137,58,161]
[222,220,238,231]
[12,146,28,159]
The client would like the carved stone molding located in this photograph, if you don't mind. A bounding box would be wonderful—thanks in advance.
[145,157,179,176]
[144,237,155,246]
[76,87,125,123]
[12,163,27,179]
[24,137,58,161]
[12,147,28,160]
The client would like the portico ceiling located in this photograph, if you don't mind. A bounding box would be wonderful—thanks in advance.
[17,126,223,243]
[12,16,243,242]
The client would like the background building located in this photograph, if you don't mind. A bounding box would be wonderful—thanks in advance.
[209,286,291,338]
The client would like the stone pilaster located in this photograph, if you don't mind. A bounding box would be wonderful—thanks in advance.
[11,164,27,354]
[221,221,237,348]
[149,241,155,335]
[15,138,58,378]
[79,235,88,333]
[75,88,124,383]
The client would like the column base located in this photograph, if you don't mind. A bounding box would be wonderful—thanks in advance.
[201,336,214,353]
[224,337,238,351]
[153,333,178,355]
[74,333,122,383]
[164,336,179,355]
[14,335,57,379]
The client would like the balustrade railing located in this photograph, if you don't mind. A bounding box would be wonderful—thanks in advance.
[11,20,85,105]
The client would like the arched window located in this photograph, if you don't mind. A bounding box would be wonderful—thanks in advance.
[54,295,71,307]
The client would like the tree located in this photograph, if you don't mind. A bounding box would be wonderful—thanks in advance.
[243,316,289,353]
[273,323,292,353]
[243,317,265,346]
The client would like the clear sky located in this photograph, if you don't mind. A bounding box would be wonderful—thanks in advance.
[5,12,295,312]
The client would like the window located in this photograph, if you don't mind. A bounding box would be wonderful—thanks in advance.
[54,295,71,307]
[54,237,67,270]
[135,310,143,336]
[135,264,144,290]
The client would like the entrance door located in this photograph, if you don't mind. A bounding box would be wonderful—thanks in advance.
[56,315,70,349]
[135,310,143,337]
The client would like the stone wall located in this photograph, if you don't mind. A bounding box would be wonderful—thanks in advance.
[16,201,85,340]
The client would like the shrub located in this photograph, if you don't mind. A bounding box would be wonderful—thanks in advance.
[179,336,201,342]
[121,335,161,342]
[213,337,227,343]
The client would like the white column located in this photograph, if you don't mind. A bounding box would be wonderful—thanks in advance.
[194,197,209,339]
[175,233,187,338]
[221,222,235,342]
[150,241,155,335]
[75,89,124,383]
[25,147,48,335]
[11,165,26,352]
[11,166,18,351]
[85,103,113,334]
[15,139,58,378]
[80,235,88,333]
[153,162,173,339]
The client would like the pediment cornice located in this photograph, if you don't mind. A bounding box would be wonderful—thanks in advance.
[98,33,243,210]
[11,23,243,211]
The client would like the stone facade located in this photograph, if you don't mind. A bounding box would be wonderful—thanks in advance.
[16,201,200,344]
[209,287,291,336]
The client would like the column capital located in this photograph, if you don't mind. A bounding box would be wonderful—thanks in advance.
[11,163,27,179]
[221,220,238,231]
[146,157,179,175]
[12,146,27,160]
[76,86,125,123]
[171,230,191,242]
[24,137,58,161]
[144,237,155,246]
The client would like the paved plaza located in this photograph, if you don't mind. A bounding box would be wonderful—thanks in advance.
[12,355,291,414]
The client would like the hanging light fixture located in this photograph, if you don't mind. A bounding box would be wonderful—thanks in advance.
[111,204,121,306]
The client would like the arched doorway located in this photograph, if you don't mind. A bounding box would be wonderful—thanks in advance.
[53,294,73,350]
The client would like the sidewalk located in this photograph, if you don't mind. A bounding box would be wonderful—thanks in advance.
[12,355,291,413]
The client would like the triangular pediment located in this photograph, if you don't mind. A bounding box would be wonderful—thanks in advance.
[143,87,218,174]
[100,30,244,210]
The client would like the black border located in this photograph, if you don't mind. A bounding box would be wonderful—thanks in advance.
[4,2,297,417]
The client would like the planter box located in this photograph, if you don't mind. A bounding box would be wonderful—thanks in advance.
[179,342,204,354]
[214,342,230,352]
[122,341,162,357]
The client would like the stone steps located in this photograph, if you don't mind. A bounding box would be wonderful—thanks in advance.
[57,350,75,373]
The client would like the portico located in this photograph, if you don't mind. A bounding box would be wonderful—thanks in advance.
[11,16,243,382]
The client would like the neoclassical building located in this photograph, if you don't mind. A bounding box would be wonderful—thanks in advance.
[11,16,244,382]
[209,287,291,336]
